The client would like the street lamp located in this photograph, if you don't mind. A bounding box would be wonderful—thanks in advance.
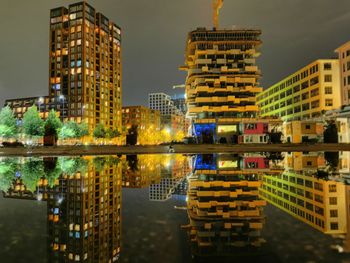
[59,95,65,121]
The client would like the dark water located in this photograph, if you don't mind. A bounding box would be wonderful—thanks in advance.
[0,152,349,263]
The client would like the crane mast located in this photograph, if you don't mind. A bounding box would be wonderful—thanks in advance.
[213,0,224,29]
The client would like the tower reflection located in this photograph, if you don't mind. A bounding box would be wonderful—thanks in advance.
[1,156,122,262]
[184,153,284,260]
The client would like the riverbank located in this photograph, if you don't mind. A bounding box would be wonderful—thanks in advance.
[0,143,349,157]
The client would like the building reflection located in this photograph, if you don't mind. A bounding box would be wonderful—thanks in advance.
[149,154,191,201]
[259,152,350,252]
[184,153,284,259]
[122,154,162,188]
[1,156,122,262]
[121,154,191,201]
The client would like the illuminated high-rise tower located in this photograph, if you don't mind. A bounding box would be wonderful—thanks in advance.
[49,2,122,131]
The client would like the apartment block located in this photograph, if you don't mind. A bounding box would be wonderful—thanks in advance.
[257,60,341,121]
[122,106,161,145]
[336,41,350,106]
[180,28,263,143]
[5,96,61,120]
[49,2,122,130]
[149,93,182,115]
[4,2,122,133]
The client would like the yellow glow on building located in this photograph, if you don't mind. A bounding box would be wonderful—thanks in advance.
[257,60,341,121]
[122,106,161,145]
[259,152,347,235]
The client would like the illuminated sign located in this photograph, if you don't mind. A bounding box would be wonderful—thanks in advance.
[217,125,237,133]
[218,160,238,168]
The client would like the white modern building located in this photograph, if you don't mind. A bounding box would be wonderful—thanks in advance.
[149,93,182,115]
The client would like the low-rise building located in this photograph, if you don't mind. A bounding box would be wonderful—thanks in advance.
[283,120,324,143]
[257,59,341,121]
[259,152,347,235]
[5,96,62,120]
[194,118,282,144]
[122,106,161,145]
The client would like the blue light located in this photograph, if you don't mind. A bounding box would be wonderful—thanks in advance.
[194,123,216,137]
[195,154,217,170]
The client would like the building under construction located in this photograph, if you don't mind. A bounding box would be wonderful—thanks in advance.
[180,1,263,143]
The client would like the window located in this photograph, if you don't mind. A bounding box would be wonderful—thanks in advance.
[324,75,332,82]
[325,86,332,94]
[330,210,338,218]
[314,182,323,191]
[324,63,332,70]
[311,100,320,109]
[329,197,337,205]
[310,88,319,97]
[306,202,313,211]
[305,180,313,188]
[302,92,309,100]
[325,99,333,107]
[329,184,337,193]
[314,194,323,204]
[302,103,310,111]
[315,206,324,216]
[330,222,339,230]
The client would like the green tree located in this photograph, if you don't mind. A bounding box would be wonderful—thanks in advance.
[93,123,106,138]
[77,122,89,138]
[44,110,62,137]
[0,106,18,140]
[43,158,62,188]
[0,158,17,192]
[21,159,45,192]
[106,128,121,139]
[59,121,89,140]
[58,121,78,139]
[57,157,88,176]
[22,106,44,138]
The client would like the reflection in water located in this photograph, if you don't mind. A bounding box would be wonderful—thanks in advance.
[0,152,349,262]
[184,153,284,260]
[122,154,191,201]
[259,152,350,253]
[1,156,122,262]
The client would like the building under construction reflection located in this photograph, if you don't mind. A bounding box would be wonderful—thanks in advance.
[184,153,284,259]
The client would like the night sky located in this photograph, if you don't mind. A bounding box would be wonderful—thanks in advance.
[1,0,350,107]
